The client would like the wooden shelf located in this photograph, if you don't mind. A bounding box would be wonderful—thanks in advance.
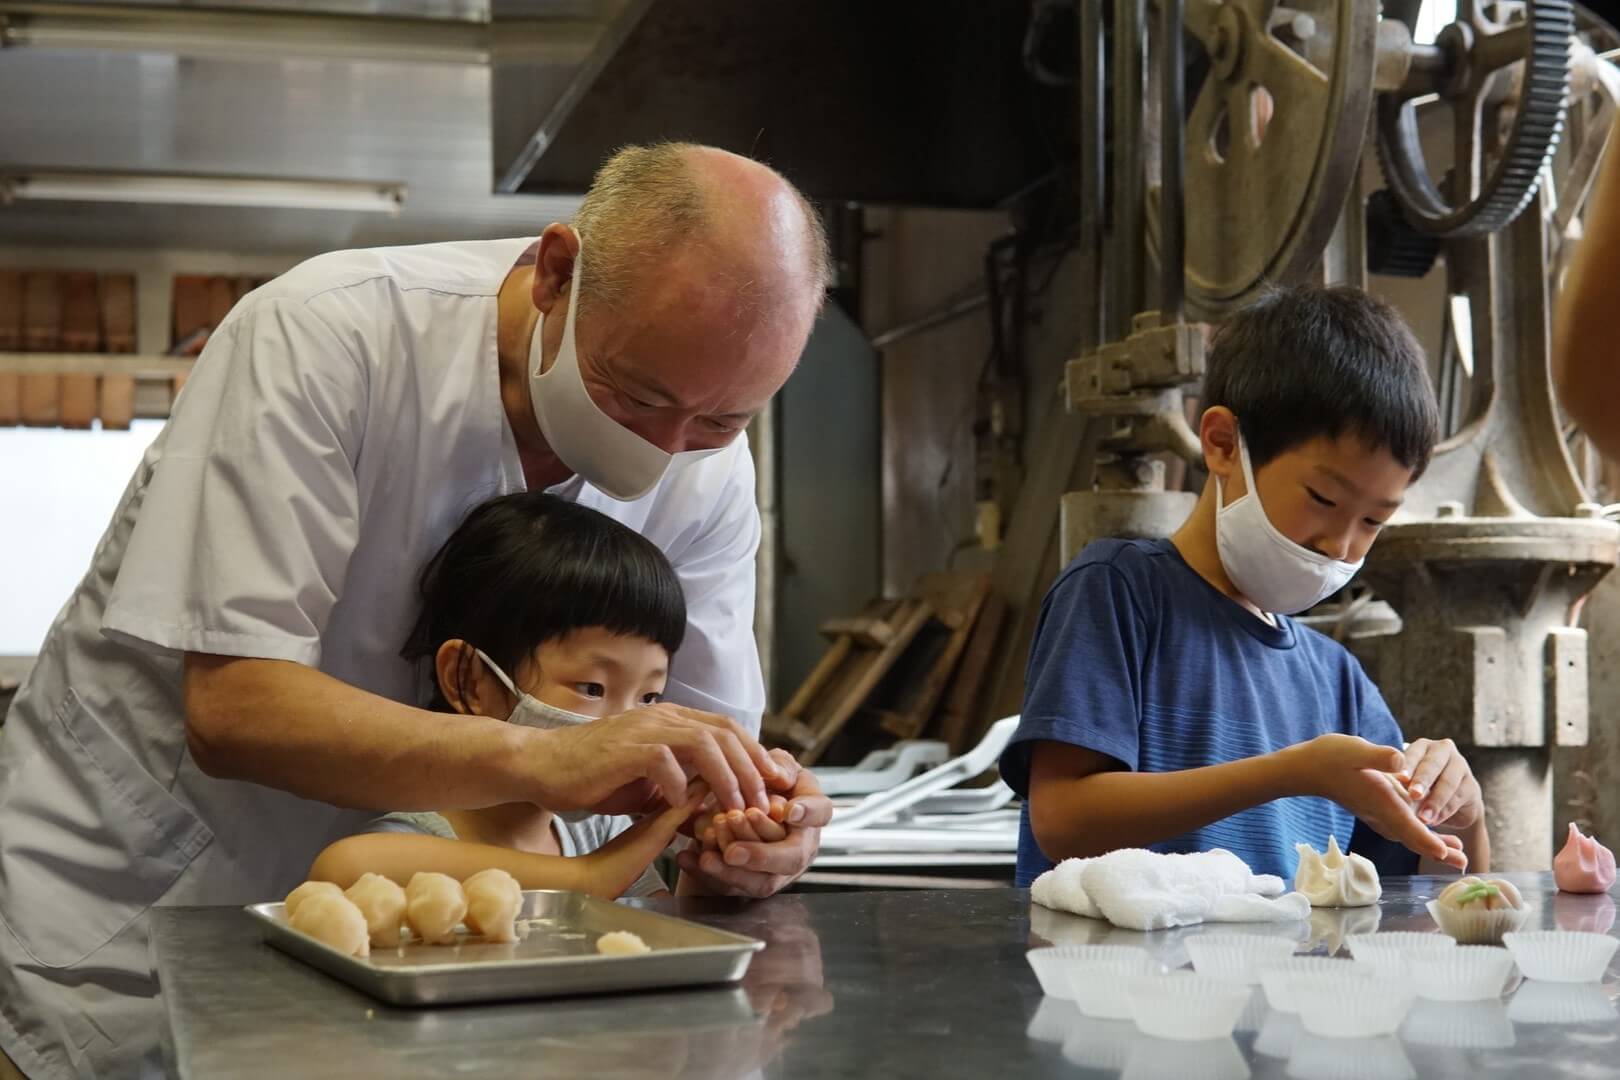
[0,353,195,378]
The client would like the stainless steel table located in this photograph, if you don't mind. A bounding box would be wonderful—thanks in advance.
[152,874,1620,1078]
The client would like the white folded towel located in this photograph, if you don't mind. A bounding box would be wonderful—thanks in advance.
[1031,848,1312,930]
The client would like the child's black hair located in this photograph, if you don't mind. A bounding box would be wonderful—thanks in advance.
[402,492,686,710]
[1202,285,1440,477]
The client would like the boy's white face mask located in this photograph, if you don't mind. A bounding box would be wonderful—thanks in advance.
[1215,438,1362,615]
[473,649,596,822]
[527,241,723,502]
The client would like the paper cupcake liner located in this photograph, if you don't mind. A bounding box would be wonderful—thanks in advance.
[1026,997,1079,1043]
[1028,943,1159,999]
[1287,1033,1415,1080]
[1060,1015,1137,1070]
[1400,999,1515,1050]
[1067,950,1166,1019]
[1185,933,1299,984]
[1503,930,1619,983]
[1407,944,1515,1001]
[1506,979,1618,1024]
[1256,1010,1303,1059]
[1291,973,1414,1039]
[1259,956,1359,1013]
[1345,931,1455,977]
[1124,973,1252,1041]
[1426,899,1531,945]
[1122,1035,1249,1080]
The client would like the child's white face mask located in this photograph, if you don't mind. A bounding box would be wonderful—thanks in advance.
[473,648,597,822]
[472,648,596,730]
[1215,437,1362,615]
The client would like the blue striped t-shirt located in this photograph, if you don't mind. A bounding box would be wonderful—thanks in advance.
[1000,537,1405,885]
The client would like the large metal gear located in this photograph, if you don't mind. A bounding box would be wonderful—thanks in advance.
[1377,0,1574,238]
[1178,0,1377,318]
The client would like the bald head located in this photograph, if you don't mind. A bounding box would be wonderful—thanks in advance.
[570,143,831,324]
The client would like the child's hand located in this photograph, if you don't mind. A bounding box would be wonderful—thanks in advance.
[1296,734,1468,870]
[1401,737,1484,829]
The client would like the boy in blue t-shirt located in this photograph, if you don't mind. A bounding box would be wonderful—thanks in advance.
[1003,285,1489,885]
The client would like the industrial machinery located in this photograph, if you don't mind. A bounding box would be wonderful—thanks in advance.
[1063,0,1620,867]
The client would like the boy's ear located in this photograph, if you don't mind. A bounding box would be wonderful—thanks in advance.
[434,639,502,717]
[1200,406,1241,483]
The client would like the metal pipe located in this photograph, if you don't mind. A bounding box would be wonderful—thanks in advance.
[1079,0,1107,348]
[1109,0,1147,340]
[1158,0,1185,322]
[867,293,989,350]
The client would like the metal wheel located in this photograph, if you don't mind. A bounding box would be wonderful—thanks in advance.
[1180,0,1377,318]
[1377,0,1575,237]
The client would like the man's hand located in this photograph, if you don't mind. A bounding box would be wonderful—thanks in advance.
[1401,737,1484,830]
[677,760,833,898]
[1292,734,1467,870]
[526,702,782,815]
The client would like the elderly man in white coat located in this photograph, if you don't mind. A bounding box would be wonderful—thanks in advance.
[0,142,835,1079]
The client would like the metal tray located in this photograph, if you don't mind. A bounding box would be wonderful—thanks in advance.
[247,889,764,1007]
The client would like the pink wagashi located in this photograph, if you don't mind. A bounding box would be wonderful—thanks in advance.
[1554,823,1617,895]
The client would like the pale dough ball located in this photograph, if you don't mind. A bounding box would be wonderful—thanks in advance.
[463,869,523,944]
[596,930,651,956]
[284,881,343,919]
[406,872,467,945]
[290,892,370,958]
[345,873,408,948]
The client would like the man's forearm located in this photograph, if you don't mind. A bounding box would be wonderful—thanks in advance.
[1029,747,1298,861]
[184,653,530,812]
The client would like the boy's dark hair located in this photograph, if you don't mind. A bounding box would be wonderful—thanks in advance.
[1202,285,1440,476]
[402,492,686,709]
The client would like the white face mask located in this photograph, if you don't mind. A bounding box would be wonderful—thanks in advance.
[473,648,596,731]
[473,649,596,822]
[527,241,724,502]
[1215,438,1362,616]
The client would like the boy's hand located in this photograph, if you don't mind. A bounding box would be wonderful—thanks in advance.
[1401,737,1484,829]
[1294,734,1468,870]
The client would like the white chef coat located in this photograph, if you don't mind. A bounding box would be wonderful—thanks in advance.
[0,238,765,1079]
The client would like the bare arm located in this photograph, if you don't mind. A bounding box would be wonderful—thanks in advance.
[1028,741,1295,858]
[310,799,697,899]
[1028,734,1466,867]
[184,654,779,814]
[1554,110,1620,460]
[185,654,532,812]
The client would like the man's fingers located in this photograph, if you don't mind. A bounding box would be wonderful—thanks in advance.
[722,828,821,877]
[665,729,746,811]
[699,850,784,900]
[710,728,770,811]
[659,704,782,785]
[632,745,688,813]
[784,793,834,829]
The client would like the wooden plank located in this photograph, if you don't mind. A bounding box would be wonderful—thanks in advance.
[817,614,895,648]
[0,270,21,425]
[779,636,854,722]
[206,275,236,329]
[171,274,213,400]
[800,599,934,766]
[58,272,102,429]
[937,593,1007,755]
[19,272,62,426]
[99,273,137,430]
[882,575,992,740]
